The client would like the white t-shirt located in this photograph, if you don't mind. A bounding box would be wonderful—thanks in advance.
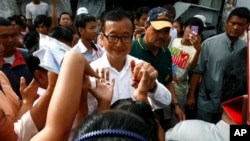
[170,38,197,96]
[26,2,49,22]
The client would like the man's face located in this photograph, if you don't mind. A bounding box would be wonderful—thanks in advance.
[101,18,133,62]
[0,26,17,56]
[137,13,148,27]
[59,14,73,26]
[80,21,97,41]
[36,23,49,35]
[144,25,170,48]
[225,15,248,39]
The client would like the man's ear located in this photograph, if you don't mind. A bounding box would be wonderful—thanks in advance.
[34,70,45,82]
[78,27,85,36]
[183,26,186,32]
[144,23,149,30]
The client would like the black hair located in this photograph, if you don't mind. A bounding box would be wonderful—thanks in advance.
[59,12,73,22]
[74,14,96,36]
[23,30,39,50]
[135,6,150,20]
[174,19,184,37]
[59,12,73,20]
[34,15,51,28]
[184,17,205,34]
[97,11,106,33]
[110,98,159,141]
[8,15,25,28]
[48,26,73,44]
[74,110,151,141]
[227,7,250,23]
[163,4,176,20]
[0,17,11,26]
[221,47,247,102]
[27,24,36,32]
[103,8,134,33]
[25,43,48,76]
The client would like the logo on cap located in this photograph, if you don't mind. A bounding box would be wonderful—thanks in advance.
[157,12,169,20]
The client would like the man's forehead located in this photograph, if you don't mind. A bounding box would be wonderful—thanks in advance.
[0,26,14,33]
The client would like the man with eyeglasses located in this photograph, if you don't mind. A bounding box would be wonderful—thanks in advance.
[130,7,185,131]
[88,9,172,115]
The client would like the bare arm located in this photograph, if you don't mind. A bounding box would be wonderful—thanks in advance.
[51,0,59,28]
[29,72,57,131]
[188,33,201,70]
[186,73,201,110]
[166,82,186,121]
[30,51,99,141]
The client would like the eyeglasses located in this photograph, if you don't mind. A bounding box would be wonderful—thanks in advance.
[103,33,132,44]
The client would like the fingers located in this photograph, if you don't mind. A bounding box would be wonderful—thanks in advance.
[95,68,110,84]
[85,63,100,79]
[19,76,27,92]
[100,68,110,82]
[131,61,158,88]
[130,60,136,78]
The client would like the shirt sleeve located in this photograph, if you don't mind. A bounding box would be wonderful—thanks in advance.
[147,80,172,110]
[193,41,209,73]
[25,5,31,19]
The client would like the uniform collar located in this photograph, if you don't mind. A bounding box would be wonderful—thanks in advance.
[137,34,166,52]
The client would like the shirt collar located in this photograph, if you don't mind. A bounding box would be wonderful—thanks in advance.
[1,48,26,68]
[100,52,130,72]
[74,39,98,54]
[137,34,166,52]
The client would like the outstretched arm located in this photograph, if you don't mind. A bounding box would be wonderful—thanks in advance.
[31,50,99,141]
[51,0,59,28]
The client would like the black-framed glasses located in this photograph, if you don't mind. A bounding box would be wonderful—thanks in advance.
[103,33,132,44]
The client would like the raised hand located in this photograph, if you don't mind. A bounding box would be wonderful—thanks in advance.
[130,60,157,91]
[20,77,39,105]
[89,68,115,111]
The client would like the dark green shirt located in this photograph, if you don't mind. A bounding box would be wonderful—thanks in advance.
[130,35,173,85]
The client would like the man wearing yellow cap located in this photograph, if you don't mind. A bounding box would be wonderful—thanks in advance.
[130,7,185,131]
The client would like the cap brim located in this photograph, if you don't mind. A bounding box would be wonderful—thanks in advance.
[150,21,172,30]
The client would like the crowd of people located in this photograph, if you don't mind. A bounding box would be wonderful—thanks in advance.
[0,0,250,140]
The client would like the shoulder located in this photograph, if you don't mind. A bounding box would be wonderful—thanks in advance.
[90,55,105,67]
[166,120,215,141]
[203,33,224,44]
[26,2,33,7]
[41,2,49,6]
